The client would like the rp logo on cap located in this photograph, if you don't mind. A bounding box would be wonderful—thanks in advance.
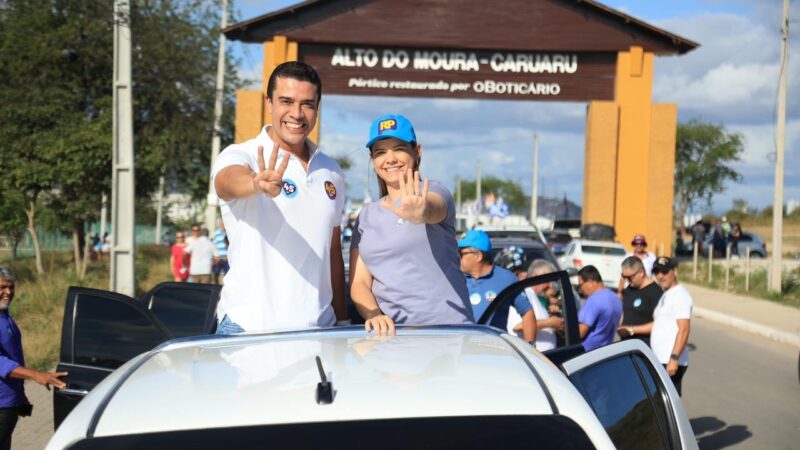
[378,119,397,134]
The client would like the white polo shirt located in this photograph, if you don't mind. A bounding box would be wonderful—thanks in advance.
[650,284,692,366]
[211,127,346,332]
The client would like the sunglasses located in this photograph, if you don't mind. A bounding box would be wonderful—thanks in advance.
[621,269,642,282]
[459,250,478,257]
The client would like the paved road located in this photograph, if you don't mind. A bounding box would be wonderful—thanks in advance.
[683,317,800,450]
[14,316,800,449]
[12,380,52,450]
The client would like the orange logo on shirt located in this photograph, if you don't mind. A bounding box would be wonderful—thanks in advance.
[324,181,337,200]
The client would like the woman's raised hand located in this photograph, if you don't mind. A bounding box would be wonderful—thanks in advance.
[381,168,430,224]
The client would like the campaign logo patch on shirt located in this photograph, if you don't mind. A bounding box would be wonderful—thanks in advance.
[324,181,337,200]
[485,291,497,302]
[470,293,481,305]
[281,179,298,199]
[633,298,643,308]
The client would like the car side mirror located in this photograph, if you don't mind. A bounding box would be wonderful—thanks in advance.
[565,267,578,277]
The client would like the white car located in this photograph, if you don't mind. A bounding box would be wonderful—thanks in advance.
[561,239,628,287]
[47,272,696,450]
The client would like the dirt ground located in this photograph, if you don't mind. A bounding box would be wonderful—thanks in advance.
[745,222,800,256]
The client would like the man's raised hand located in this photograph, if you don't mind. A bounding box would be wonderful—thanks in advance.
[253,142,290,198]
[381,168,430,224]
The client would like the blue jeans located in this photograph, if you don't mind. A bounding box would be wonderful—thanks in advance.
[215,314,245,335]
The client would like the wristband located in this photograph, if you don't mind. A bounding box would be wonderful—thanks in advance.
[669,353,679,361]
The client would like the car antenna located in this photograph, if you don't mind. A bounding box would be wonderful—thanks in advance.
[315,355,334,405]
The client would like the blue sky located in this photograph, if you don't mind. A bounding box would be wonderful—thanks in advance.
[226,0,799,215]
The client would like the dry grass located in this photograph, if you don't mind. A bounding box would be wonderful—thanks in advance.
[686,261,800,309]
[744,221,800,256]
[2,245,172,370]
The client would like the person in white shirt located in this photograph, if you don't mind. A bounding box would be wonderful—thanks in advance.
[617,233,656,297]
[521,259,564,352]
[183,228,217,284]
[212,61,348,334]
[639,256,692,396]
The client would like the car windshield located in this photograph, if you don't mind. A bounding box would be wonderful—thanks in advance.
[68,416,595,450]
[581,245,626,256]
[491,243,559,268]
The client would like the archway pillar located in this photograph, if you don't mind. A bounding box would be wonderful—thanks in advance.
[234,36,321,144]
[584,46,676,255]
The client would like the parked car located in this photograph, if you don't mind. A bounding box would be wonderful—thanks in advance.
[560,239,627,287]
[705,231,767,258]
[469,223,548,246]
[47,271,697,450]
[544,229,573,256]
[488,233,563,271]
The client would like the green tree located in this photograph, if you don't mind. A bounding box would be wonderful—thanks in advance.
[459,177,529,216]
[0,187,28,259]
[0,0,241,276]
[131,0,242,201]
[333,155,353,171]
[725,198,753,223]
[675,119,744,233]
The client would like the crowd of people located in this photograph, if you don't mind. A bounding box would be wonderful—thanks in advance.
[200,61,692,393]
[169,223,229,285]
[690,216,744,258]
[0,62,695,447]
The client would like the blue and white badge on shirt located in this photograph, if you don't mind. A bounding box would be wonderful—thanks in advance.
[282,179,298,199]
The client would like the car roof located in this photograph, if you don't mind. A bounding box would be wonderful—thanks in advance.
[571,239,626,248]
[89,326,570,437]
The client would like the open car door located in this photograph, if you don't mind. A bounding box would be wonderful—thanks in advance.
[480,270,585,365]
[53,282,221,429]
[561,339,697,450]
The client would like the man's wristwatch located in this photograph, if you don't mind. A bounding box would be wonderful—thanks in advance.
[669,353,680,361]
[627,326,635,336]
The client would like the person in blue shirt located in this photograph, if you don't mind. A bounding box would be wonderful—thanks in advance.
[211,221,229,285]
[0,266,67,450]
[458,230,536,344]
[576,265,623,352]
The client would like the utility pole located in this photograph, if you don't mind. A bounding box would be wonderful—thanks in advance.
[205,0,228,232]
[476,160,482,213]
[455,176,461,212]
[155,175,164,244]
[530,134,539,226]
[111,0,135,296]
[770,0,789,294]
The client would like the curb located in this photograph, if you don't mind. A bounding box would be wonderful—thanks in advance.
[694,306,800,348]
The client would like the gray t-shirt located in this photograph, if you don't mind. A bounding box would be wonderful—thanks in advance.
[351,181,474,325]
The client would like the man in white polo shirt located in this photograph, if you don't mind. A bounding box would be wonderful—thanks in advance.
[212,61,348,333]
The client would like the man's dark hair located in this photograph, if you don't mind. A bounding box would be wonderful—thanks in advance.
[577,265,603,283]
[266,61,322,104]
[479,250,493,264]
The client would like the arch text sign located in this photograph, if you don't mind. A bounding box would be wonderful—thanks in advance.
[302,44,616,101]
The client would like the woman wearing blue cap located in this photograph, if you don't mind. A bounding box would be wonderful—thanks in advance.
[349,114,474,335]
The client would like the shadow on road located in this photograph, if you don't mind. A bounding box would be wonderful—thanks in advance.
[691,416,752,449]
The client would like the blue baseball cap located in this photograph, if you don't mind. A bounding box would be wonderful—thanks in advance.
[457,230,492,253]
[365,114,417,149]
